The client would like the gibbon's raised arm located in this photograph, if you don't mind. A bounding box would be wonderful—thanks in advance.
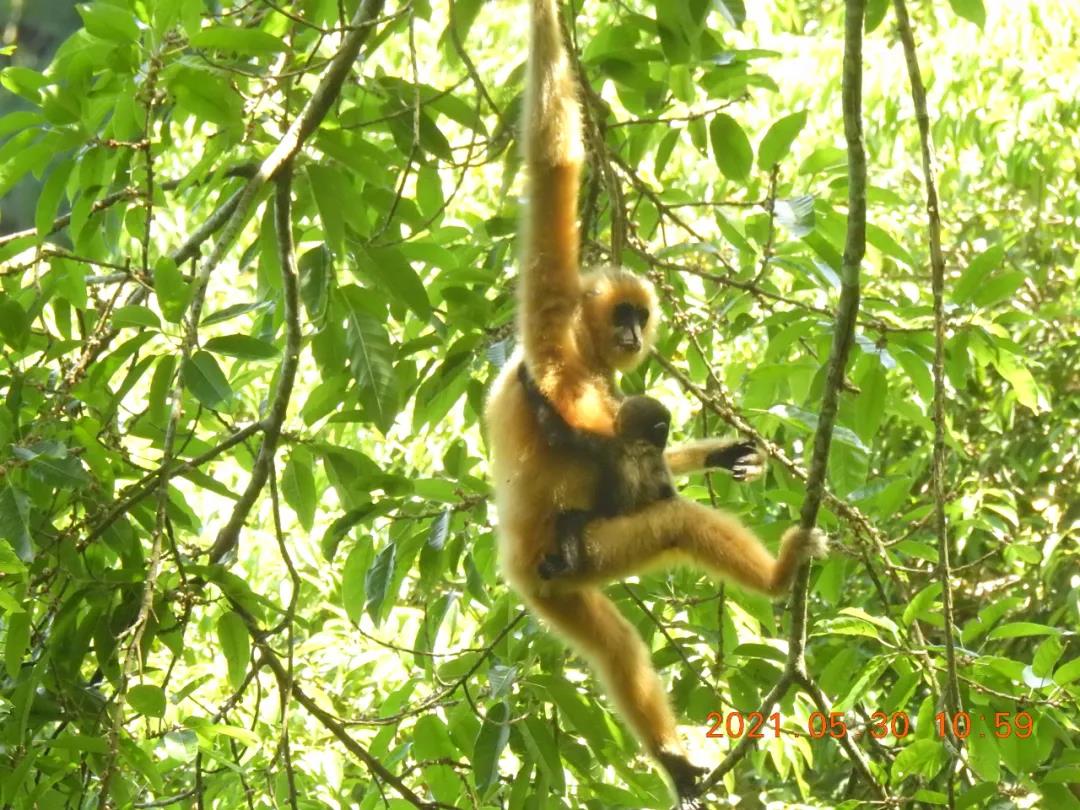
[520,0,586,374]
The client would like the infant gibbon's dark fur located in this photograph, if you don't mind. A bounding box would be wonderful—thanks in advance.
[517,364,675,579]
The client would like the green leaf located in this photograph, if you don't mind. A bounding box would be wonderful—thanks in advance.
[993,352,1042,412]
[364,542,397,625]
[473,700,510,796]
[77,2,140,43]
[29,455,90,489]
[413,715,459,759]
[957,784,997,809]
[972,270,1026,308]
[758,110,808,169]
[202,300,271,326]
[865,0,889,32]
[168,68,244,131]
[967,715,1000,782]
[128,684,166,718]
[1053,657,1080,686]
[953,245,1003,305]
[340,286,399,433]
[217,611,250,690]
[113,305,162,330]
[4,611,31,679]
[0,483,32,562]
[306,165,349,256]
[182,351,233,410]
[148,355,177,425]
[709,113,753,181]
[190,26,286,55]
[281,449,316,532]
[0,297,30,350]
[948,0,986,28]
[521,715,565,790]
[358,246,432,319]
[1032,636,1063,678]
[120,737,165,792]
[341,540,373,624]
[891,739,947,785]
[902,582,941,626]
[204,334,279,360]
[714,0,746,28]
[153,256,191,323]
[35,158,74,239]
[0,66,48,102]
[299,246,331,321]
[988,622,1060,640]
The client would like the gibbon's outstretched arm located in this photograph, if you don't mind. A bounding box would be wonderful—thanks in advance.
[520,0,585,376]
[665,437,765,480]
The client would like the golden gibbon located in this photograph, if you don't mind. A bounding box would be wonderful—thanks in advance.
[483,0,827,799]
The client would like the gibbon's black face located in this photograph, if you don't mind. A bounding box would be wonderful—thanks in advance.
[612,302,651,354]
[617,396,671,449]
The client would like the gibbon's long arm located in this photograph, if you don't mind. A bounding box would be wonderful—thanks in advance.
[519,0,586,374]
[665,438,764,480]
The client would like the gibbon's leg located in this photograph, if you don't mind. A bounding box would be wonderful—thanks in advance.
[580,497,826,596]
[665,438,765,481]
[527,588,705,795]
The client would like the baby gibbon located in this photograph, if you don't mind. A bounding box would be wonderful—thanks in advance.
[518,363,676,579]
[483,0,827,800]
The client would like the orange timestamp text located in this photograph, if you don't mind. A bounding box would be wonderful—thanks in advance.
[704,710,1035,739]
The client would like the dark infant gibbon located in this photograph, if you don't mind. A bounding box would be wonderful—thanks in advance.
[518,363,677,580]
[483,0,828,801]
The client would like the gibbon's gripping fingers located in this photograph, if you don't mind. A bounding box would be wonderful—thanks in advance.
[664,438,762,478]
[705,439,766,482]
[526,588,689,764]
[581,498,817,596]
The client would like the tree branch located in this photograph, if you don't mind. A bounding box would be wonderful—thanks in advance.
[892,0,963,803]
[207,167,302,562]
[700,0,886,799]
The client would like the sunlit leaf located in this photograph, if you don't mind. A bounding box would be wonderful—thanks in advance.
[182,351,233,410]
[709,114,753,181]
[758,110,808,169]
[217,611,250,690]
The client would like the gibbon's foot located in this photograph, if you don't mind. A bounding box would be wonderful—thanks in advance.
[537,554,572,580]
[656,750,709,800]
[795,527,830,560]
[705,440,764,482]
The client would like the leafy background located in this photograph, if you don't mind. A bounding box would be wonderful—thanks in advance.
[0,0,1077,807]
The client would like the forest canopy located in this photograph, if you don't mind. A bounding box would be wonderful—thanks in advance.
[0,0,1077,808]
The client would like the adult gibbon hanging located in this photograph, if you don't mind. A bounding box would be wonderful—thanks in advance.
[483,0,827,799]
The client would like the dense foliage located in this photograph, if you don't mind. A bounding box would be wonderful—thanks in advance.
[0,0,1076,807]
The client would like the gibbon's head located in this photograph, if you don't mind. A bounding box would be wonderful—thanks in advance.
[579,267,659,372]
[616,395,671,449]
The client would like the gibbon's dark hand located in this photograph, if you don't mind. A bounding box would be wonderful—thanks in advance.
[704,440,762,481]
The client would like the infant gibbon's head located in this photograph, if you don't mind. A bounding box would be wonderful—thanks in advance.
[616,395,671,449]
[579,267,659,372]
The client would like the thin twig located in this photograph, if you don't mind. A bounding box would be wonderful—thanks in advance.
[892,0,963,804]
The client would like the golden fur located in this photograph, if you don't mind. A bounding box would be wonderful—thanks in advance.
[483,0,826,796]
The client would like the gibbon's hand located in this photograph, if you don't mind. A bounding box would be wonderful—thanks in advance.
[705,440,764,482]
